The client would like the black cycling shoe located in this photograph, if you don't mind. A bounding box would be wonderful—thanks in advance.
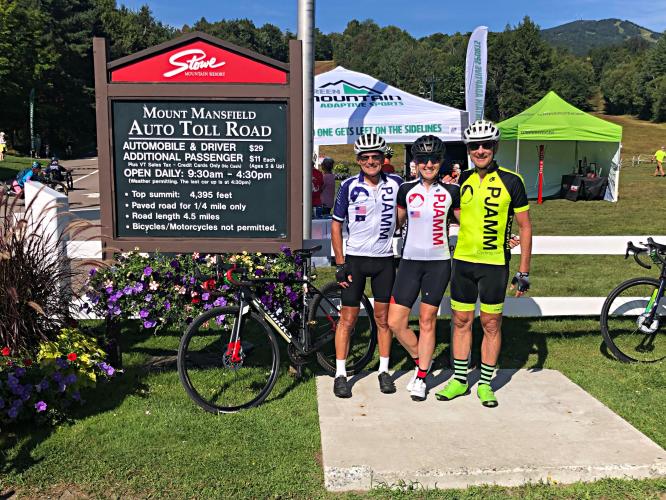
[378,372,396,394]
[333,376,352,398]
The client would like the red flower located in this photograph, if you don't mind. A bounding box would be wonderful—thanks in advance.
[191,298,201,304]
[202,279,216,290]
[7,360,12,366]
[23,359,32,366]
[1,347,10,356]
[67,352,77,361]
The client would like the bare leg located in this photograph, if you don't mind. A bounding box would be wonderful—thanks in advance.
[479,311,502,366]
[452,309,474,360]
[417,303,438,369]
[335,306,360,360]
[388,303,417,358]
[374,301,392,358]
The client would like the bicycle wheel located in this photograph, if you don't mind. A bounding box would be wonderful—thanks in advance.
[309,281,377,375]
[600,277,666,363]
[178,306,280,413]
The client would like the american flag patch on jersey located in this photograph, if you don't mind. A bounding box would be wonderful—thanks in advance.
[409,210,421,218]
[355,205,367,215]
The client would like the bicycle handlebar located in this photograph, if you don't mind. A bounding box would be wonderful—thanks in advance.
[625,238,666,269]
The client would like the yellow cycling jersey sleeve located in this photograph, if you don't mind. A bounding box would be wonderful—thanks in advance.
[453,163,529,266]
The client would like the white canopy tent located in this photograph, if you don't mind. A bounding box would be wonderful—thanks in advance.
[314,66,468,146]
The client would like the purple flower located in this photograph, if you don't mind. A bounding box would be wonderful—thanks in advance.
[254,269,264,277]
[0,398,4,409]
[123,286,134,295]
[7,407,18,419]
[139,309,149,319]
[213,297,227,307]
[144,266,153,276]
[288,291,299,303]
[65,374,77,385]
[165,301,171,311]
[170,259,180,269]
[221,285,230,291]
[295,255,303,266]
[166,271,173,279]
[143,319,156,329]
[36,379,49,392]
[281,245,292,257]
[215,314,226,325]
[89,268,97,277]
[98,362,115,377]
[35,401,47,412]
[201,292,210,301]
[58,382,67,393]
[112,306,121,316]
[105,286,114,294]
[278,272,287,282]
[203,303,213,310]
[52,371,64,383]
[72,391,81,401]
[190,277,196,284]
[55,358,68,369]
[145,294,152,302]
[15,367,26,377]
[134,282,144,293]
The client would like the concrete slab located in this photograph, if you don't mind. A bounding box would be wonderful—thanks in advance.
[317,369,666,491]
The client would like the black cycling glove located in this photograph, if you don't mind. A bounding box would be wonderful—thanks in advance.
[335,264,350,283]
[511,272,530,292]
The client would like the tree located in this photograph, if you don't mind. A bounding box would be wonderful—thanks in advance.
[551,54,596,110]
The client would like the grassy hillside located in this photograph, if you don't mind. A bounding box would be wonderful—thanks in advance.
[541,18,661,55]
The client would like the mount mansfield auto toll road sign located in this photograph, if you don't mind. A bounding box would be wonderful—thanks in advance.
[113,101,287,239]
[94,32,303,254]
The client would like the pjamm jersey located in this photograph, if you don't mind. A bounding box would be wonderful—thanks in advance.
[397,180,460,260]
[453,162,529,266]
[333,171,403,257]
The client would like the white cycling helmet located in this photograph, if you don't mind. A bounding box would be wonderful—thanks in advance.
[354,133,387,155]
[463,119,501,144]
[385,146,394,158]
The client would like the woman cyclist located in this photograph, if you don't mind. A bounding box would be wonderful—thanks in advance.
[388,135,460,401]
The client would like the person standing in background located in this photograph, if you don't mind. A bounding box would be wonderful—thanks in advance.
[652,146,666,177]
[320,157,336,215]
[382,146,396,174]
[0,132,6,161]
[312,162,324,218]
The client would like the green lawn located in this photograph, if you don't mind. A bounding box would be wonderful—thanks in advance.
[1,320,665,498]
[0,154,49,182]
[315,254,659,298]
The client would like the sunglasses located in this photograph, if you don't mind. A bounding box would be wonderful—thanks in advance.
[415,154,443,164]
[358,154,384,162]
[467,141,497,151]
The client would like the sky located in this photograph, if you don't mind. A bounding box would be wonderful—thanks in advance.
[118,0,666,36]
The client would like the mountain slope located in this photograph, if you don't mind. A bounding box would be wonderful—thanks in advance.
[541,19,661,55]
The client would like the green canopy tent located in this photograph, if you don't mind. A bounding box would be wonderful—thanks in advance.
[495,91,623,201]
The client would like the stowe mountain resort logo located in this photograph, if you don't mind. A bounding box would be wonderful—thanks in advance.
[315,80,403,108]
[163,49,226,78]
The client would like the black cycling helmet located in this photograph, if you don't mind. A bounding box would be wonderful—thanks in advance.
[385,146,394,159]
[31,161,41,170]
[411,135,445,157]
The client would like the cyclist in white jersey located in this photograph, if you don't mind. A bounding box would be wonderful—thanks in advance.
[388,135,460,401]
[331,133,403,398]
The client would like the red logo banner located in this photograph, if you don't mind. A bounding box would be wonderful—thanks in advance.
[111,40,287,84]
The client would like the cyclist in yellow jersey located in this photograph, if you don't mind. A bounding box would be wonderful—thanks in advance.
[652,146,666,177]
[436,119,533,408]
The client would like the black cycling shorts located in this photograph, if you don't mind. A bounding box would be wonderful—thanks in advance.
[391,259,451,308]
[450,259,509,314]
[341,255,395,307]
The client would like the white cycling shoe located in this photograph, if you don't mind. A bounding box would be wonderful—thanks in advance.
[410,378,427,401]
[406,361,433,392]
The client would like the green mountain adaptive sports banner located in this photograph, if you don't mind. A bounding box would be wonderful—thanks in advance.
[313,66,467,145]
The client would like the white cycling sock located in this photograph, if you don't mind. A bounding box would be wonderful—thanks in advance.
[378,356,390,373]
[335,359,347,378]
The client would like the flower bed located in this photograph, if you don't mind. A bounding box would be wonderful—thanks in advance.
[83,248,304,331]
[1,328,116,426]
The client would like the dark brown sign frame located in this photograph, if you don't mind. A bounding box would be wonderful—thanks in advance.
[93,31,303,255]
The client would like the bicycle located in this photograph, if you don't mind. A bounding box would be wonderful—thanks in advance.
[177,245,377,413]
[600,237,666,363]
